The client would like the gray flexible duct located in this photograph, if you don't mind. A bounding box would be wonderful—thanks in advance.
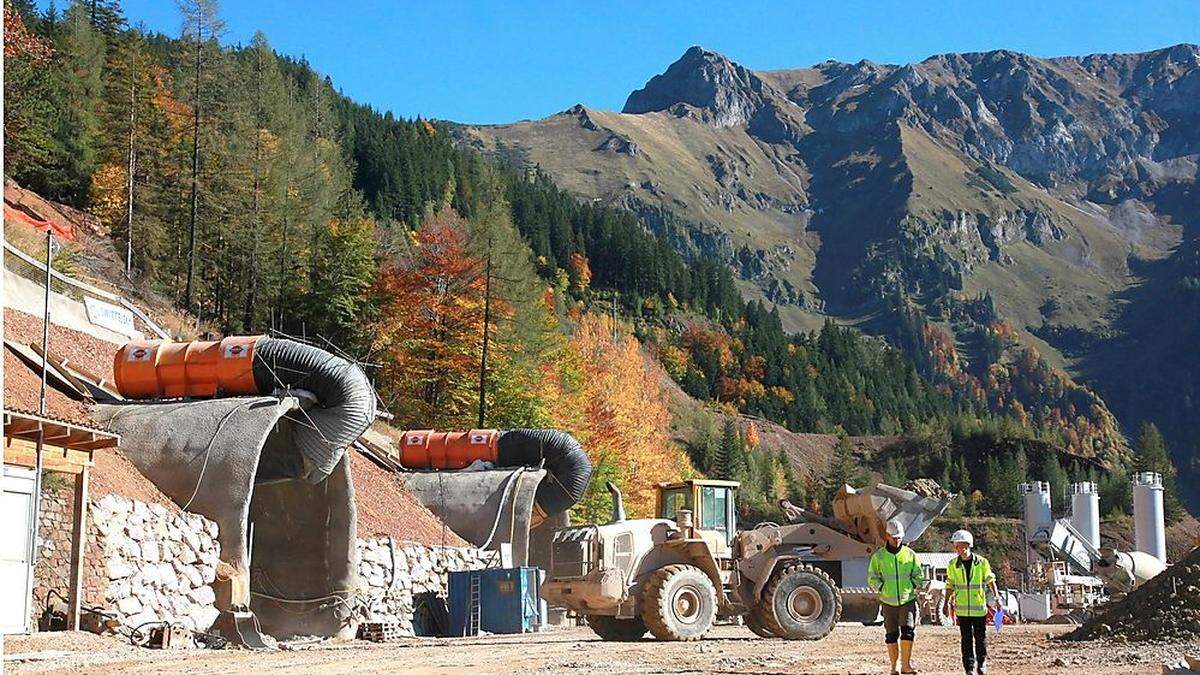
[251,337,377,482]
[496,429,593,517]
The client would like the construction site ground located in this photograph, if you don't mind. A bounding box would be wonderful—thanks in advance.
[6,624,1196,674]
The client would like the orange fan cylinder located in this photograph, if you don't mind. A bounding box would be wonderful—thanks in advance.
[114,335,263,399]
[399,429,499,469]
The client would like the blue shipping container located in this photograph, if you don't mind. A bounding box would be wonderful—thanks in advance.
[447,567,541,636]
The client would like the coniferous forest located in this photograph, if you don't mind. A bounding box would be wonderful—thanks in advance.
[3,0,1184,523]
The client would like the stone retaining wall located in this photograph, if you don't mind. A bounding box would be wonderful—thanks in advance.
[39,490,499,639]
[30,478,76,627]
[89,494,222,633]
[355,537,499,636]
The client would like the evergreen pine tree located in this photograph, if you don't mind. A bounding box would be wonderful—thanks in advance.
[822,432,867,512]
[882,456,907,487]
[778,449,806,505]
[1133,422,1184,522]
[1039,452,1068,517]
[176,0,225,313]
[1099,465,1132,517]
[49,2,107,205]
[715,419,738,480]
[4,5,59,194]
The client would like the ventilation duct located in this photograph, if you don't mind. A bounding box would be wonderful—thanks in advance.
[114,336,376,482]
[397,428,592,518]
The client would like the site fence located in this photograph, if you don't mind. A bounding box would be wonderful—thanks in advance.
[4,239,170,340]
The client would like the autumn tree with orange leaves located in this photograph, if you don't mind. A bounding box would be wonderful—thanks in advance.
[373,209,489,429]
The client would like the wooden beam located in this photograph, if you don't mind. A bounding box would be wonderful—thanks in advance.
[74,437,118,450]
[29,342,94,401]
[68,468,89,630]
[3,411,119,450]
[47,354,123,402]
[3,339,88,399]
[3,437,89,474]
[41,427,77,443]
[4,418,41,436]
[44,428,97,447]
[7,428,44,440]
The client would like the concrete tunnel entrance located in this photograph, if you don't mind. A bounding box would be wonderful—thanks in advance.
[402,469,546,566]
[94,397,361,640]
[95,335,379,642]
[387,428,593,571]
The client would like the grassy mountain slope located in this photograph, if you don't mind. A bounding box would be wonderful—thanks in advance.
[459,44,1200,506]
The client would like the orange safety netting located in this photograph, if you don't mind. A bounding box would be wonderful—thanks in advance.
[4,201,76,240]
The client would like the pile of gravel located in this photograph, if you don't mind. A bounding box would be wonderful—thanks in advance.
[1066,546,1200,642]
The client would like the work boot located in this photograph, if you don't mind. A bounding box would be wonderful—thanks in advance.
[887,643,899,674]
[899,639,918,674]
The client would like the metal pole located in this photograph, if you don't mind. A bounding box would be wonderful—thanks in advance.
[28,231,53,630]
[39,231,52,415]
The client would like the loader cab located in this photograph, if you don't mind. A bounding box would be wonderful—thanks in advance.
[656,479,739,546]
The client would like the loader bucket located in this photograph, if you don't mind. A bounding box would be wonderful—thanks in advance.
[832,483,954,548]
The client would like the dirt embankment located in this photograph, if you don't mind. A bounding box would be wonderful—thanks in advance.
[1067,545,1200,642]
[5,177,199,340]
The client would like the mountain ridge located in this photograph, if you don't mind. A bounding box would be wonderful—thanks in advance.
[457,43,1200,504]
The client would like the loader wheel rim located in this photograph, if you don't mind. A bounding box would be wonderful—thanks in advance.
[787,586,823,622]
[672,586,702,624]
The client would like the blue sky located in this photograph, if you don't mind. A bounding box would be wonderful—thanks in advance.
[66,1,1200,124]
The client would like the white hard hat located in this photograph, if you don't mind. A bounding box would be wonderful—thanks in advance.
[886,520,905,540]
[950,529,974,546]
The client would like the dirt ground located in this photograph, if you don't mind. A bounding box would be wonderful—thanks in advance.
[5,624,1198,674]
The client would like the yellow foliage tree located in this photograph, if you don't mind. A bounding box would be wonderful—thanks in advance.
[89,162,126,231]
[745,422,761,449]
[564,313,692,520]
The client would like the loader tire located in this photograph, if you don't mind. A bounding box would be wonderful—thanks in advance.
[641,564,717,641]
[744,608,779,638]
[588,615,647,641]
[761,563,841,640]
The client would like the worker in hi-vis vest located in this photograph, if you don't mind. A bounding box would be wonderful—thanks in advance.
[942,529,1000,675]
[868,519,926,675]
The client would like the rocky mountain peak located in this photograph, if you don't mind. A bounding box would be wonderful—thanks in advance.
[623,46,776,127]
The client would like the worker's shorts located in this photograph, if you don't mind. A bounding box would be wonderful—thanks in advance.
[881,600,918,633]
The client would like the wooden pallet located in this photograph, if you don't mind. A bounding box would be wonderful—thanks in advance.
[359,621,404,642]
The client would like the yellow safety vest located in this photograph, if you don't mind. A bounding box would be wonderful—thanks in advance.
[868,545,925,606]
[945,553,995,618]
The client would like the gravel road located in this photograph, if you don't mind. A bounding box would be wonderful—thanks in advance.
[6,623,1197,674]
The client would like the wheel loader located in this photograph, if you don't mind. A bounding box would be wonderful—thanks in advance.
[542,478,953,641]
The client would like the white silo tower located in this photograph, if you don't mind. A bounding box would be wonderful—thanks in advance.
[1069,481,1100,549]
[1019,481,1052,542]
[1132,472,1166,563]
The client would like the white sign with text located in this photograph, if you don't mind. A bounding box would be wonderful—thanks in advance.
[84,296,140,338]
